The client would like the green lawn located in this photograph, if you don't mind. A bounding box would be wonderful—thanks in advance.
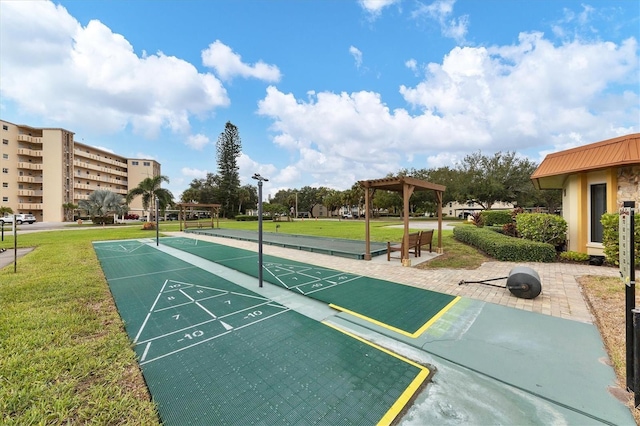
[0,219,475,424]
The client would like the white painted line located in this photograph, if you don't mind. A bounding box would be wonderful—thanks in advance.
[107,266,197,281]
[196,301,217,319]
[134,279,169,343]
[220,321,233,330]
[140,341,151,362]
[139,309,289,365]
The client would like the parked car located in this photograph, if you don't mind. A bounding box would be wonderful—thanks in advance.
[1,213,37,224]
[124,214,140,220]
[342,213,354,219]
[167,213,179,221]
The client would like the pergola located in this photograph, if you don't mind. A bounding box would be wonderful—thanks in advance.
[359,176,446,266]
[177,203,221,231]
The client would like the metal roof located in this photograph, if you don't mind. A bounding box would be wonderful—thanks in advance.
[531,133,640,189]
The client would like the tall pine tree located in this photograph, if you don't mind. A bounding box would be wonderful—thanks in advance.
[216,121,242,218]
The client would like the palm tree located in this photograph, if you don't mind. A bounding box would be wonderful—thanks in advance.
[62,202,78,222]
[78,190,126,223]
[126,175,174,222]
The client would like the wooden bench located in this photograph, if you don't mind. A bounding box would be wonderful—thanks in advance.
[387,231,421,261]
[418,229,434,256]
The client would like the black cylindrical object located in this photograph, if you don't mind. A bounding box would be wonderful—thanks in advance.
[506,266,542,299]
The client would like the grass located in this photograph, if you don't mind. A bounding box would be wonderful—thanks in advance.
[0,218,635,423]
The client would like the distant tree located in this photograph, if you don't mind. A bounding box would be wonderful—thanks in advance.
[0,206,14,216]
[237,184,257,214]
[79,190,127,218]
[216,122,242,218]
[455,151,537,209]
[323,189,343,217]
[297,186,327,217]
[126,175,174,221]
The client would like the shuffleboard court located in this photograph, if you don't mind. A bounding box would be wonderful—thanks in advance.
[93,239,431,425]
[160,237,459,338]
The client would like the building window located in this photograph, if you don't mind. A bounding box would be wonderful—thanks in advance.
[2,168,7,174]
[2,197,8,202]
[2,183,7,188]
[2,154,7,159]
[2,125,8,130]
[132,161,139,165]
[2,139,7,145]
[590,183,606,243]
[143,161,150,166]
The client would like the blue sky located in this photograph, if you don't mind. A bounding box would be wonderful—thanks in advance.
[1,0,638,200]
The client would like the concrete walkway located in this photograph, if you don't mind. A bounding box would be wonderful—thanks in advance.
[169,231,619,324]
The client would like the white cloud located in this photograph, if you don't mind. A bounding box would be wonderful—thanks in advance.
[412,0,468,43]
[349,46,363,69]
[256,32,638,189]
[358,0,400,17]
[181,167,208,179]
[0,1,229,139]
[185,133,210,150]
[201,40,281,82]
[405,58,418,73]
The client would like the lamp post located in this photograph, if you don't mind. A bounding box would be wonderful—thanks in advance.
[252,173,269,287]
[155,195,159,246]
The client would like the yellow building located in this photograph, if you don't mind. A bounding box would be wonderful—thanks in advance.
[532,133,640,256]
[1,119,161,222]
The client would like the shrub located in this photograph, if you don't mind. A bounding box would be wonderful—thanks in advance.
[601,212,640,266]
[560,251,590,262]
[516,213,567,246]
[91,216,115,225]
[235,215,259,222]
[453,226,557,262]
[142,222,156,230]
[481,210,512,226]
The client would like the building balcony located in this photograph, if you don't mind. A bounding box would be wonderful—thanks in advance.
[73,149,128,168]
[17,148,43,157]
[17,134,43,144]
[18,190,43,197]
[18,203,43,210]
[17,162,43,170]
[73,160,128,177]
[17,176,43,183]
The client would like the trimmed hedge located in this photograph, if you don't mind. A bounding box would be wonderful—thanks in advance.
[481,210,512,226]
[235,215,259,221]
[91,216,115,225]
[601,212,640,266]
[453,225,557,262]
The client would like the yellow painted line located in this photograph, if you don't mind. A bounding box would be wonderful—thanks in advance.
[323,322,430,426]
[329,295,461,338]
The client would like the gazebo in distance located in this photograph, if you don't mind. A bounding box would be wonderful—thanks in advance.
[176,203,221,231]
[359,176,446,266]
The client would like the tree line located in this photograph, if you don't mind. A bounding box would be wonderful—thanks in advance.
[182,147,560,218]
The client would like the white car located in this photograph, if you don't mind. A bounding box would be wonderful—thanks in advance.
[1,214,37,225]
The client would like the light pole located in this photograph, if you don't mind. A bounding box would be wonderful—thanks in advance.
[252,173,269,287]
[155,195,159,246]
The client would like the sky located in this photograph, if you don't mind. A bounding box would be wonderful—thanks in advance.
[1,0,638,201]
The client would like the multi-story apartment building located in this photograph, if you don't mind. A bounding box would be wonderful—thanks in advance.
[1,119,161,222]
